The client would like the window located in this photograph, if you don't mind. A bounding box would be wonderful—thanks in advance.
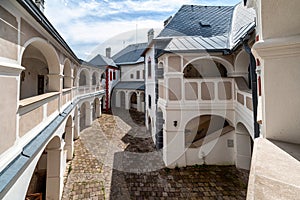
[148,58,151,78]
[136,71,140,79]
[113,71,116,80]
[143,70,145,79]
[130,74,134,79]
[110,71,112,81]
[148,95,151,108]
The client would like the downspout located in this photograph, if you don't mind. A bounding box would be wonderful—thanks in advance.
[243,40,260,138]
[105,67,109,113]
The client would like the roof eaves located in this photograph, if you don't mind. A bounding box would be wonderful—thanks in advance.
[17,0,79,62]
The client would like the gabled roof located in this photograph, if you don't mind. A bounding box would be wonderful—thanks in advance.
[156,3,255,53]
[112,43,147,65]
[89,54,118,68]
[158,5,235,38]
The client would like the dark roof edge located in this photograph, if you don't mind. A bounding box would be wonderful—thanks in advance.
[17,0,79,62]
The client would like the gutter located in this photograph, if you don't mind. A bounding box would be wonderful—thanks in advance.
[0,91,105,199]
[243,40,260,138]
[16,0,79,62]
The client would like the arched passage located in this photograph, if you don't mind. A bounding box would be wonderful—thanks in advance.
[63,59,72,89]
[183,59,228,78]
[21,38,60,100]
[129,92,137,109]
[236,122,253,170]
[78,69,90,87]
[80,101,92,131]
[235,50,251,88]
[93,98,101,120]
[116,91,125,108]
[185,115,234,148]
[92,71,99,86]
[45,136,64,200]
[63,116,74,160]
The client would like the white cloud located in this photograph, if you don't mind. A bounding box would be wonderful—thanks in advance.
[44,0,241,59]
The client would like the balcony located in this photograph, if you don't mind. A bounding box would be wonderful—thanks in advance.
[159,78,234,110]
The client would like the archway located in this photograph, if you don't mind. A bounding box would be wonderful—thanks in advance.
[185,115,233,148]
[119,91,126,108]
[130,92,137,109]
[63,116,73,161]
[183,59,228,78]
[80,102,92,131]
[79,70,87,86]
[235,50,251,88]
[21,38,60,100]
[63,59,72,89]
[236,122,253,170]
[45,136,64,200]
[93,98,101,120]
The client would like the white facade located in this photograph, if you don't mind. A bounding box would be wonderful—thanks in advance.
[0,1,104,199]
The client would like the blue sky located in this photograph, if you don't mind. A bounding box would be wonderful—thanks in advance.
[44,0,241,60]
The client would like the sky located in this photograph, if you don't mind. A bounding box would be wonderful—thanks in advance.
[44,0,241,60]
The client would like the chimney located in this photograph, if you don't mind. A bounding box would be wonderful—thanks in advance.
[163,16,172,27]
[148,29,154,44]
[106,47,111,58]
[34,0,45,12]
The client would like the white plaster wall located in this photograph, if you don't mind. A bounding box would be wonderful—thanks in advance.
[121,63,144,81]
[185,131,235,166]
[144,44,157,141]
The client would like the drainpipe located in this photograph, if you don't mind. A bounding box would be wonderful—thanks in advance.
[105,67,109,113]
[243,40,260,138]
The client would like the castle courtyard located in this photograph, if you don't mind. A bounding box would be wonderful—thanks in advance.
[62,109,249,200]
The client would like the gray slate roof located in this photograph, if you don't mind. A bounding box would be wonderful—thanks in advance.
[114,81,145,91]
[89,54,118,68]
[112,43,147,65]
[157,3,255,53]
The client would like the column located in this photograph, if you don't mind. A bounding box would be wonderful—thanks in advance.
[46,147,64,200]
[137,92,141,112]
[74,108,80,139]
[47,74,62,92]
[125,91,130,110]
[116,91,121,108]
[65,125,74,160]
[96,100,102,118]
[86,103,93,126]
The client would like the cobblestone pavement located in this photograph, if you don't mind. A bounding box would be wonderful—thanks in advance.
[62,109,249,200]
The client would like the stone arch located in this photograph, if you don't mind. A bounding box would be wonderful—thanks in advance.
[80,101,92,131]
[129,91,138,109]
[92,71,100,86]
[63,115,74,161]
[235,50,251,86]
[183,56,234,77]
[78,69,90,87]
[45,136,64,199]
[184,115,234,148]
[63,58,72,89]
[20,37,60,99]
[236,122,253,170]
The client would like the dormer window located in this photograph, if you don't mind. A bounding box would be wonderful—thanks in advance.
[199,21,211,28]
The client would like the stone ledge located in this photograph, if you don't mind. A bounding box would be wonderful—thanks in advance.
[247,138,300,199]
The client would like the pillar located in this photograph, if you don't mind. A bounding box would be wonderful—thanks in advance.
[86,103,93,126]
[116,91,121,108]
[137,92,141,112]
[163,129,186,168]
[46,147,64,200]
[125,91,130,110]
[96,100,102,118]
[65,125,74,160]
[47,74,62,92]
[74,108,80,139]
